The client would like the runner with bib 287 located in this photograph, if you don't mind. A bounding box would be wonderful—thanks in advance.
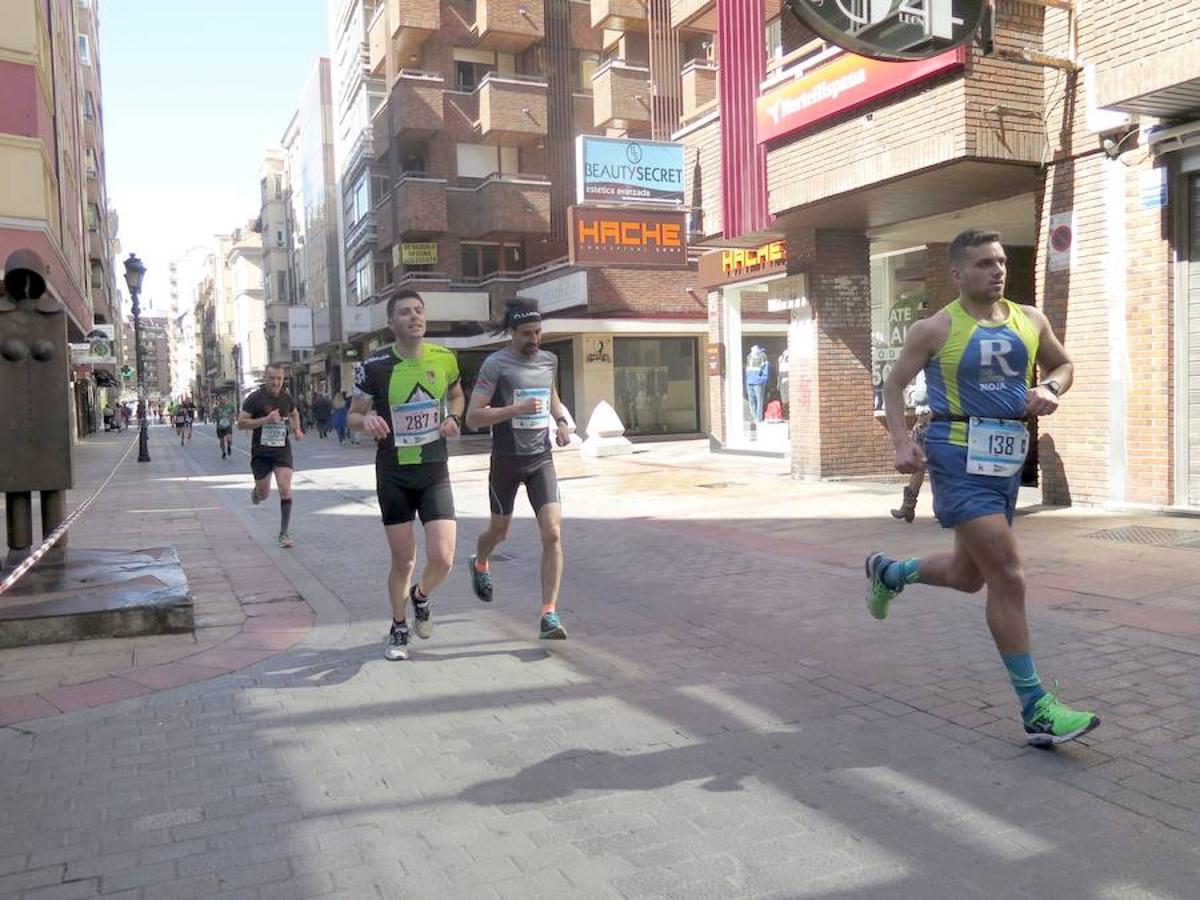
[866,228,1100,748]
[349,289,465,661]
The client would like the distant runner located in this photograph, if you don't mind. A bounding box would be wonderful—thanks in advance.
[215,398,235,460]
[866,228,1099,748]
[173,405,188,446]
[238,365,303,548]
[466,299,573,641]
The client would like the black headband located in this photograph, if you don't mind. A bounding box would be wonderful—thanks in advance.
[509,309,541,325]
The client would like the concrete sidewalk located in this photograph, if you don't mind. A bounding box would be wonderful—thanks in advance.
[0,429,1199,898]
[0,426,314,725]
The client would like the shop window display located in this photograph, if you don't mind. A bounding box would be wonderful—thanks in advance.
[614,338,699,434]
[871,247,928,412]
[739,335,788,430]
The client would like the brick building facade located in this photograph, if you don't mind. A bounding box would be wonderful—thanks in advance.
[681,0,1200,512]
[1,0,122,438]
[352,0,710,436]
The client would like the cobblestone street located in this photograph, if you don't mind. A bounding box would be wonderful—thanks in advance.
[2,427,1200,899]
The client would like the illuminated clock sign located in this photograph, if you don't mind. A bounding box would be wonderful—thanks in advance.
[783,0,986,62]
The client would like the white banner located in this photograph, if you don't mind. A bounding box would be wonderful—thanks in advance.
[344,305,372,335]
[288,306,313,349]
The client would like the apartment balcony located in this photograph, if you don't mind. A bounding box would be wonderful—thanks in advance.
[573,92,597,135]
[447,174,551,239]
[88,229,107,262]
[670,0,714,31]
[591,0,647,32]
[671,0,776,32]
[395,270,453,293]
[368,7,387,76]
[345,210,377,258]
[377,175,448,248]
[592,59,651,130]
[388,71,445,137]
[474,0,545,52]
[476,73,548,146]
[681,59,717,119]
[368,0,439,77]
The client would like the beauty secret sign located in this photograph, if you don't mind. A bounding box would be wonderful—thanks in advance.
[575,136,686,205]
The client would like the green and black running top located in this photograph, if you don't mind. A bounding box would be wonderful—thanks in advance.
[352,342,461,466]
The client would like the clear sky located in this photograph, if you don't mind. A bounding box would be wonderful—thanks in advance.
[100,0,330,313]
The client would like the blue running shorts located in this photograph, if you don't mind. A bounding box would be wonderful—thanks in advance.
[925,442,1022,529]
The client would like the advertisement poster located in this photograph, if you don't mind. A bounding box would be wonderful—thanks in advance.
[70,324,116,364]
[401,242,438,265]
[575,136,685,205]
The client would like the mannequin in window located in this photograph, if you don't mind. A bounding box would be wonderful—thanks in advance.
[650,366,668,431]
[763,391,784,423]
[744,345,769,423]
[620,367,640,431]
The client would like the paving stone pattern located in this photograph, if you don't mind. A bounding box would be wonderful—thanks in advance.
[1,426,1199,898]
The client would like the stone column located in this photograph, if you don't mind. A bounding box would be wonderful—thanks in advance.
[706,289,727,446]
[787,228,894,479]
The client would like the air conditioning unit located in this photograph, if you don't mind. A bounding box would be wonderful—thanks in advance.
[1147,120,1200,156]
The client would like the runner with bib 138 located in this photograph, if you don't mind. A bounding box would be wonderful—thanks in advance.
[866,228,1100,747]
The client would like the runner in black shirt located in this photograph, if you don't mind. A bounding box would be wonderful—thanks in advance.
[238,364,304,548]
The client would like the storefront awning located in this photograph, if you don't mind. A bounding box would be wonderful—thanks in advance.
[1095,45,1200,119]
[770,159,1039,236]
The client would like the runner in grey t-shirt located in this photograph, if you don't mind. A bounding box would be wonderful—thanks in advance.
[465,299,574,640]
[477,348,557,457]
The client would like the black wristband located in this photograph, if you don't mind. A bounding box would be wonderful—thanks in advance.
[447,413,463,427]
[555,416,569,427]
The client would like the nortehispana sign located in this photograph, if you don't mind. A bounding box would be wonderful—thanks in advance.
[758,48,964,143]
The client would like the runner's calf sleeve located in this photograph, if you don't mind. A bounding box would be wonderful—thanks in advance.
[280,498,293,533]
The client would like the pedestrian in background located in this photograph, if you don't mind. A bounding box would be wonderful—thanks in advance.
[314,391,332,439]
[332,391,348,444]
[297,395,311,432]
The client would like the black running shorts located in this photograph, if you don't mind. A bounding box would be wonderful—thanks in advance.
[489,450,559,517]
[251,448,294,481]
[376,461,455,525]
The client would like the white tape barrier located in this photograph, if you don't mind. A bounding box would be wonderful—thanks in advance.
[0,434,139,597]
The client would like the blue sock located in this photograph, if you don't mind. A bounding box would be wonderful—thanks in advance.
[881,558,920,590]
[1002,653,1046,719]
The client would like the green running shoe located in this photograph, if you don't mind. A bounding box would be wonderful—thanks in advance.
[1023,693,1100,748]
[865,552,903,620]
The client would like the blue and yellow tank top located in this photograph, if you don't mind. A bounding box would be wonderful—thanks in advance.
[924,299,1039,447]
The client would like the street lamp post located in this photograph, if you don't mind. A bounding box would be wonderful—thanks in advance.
[123,253,150,463]
[232,343,243,402]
